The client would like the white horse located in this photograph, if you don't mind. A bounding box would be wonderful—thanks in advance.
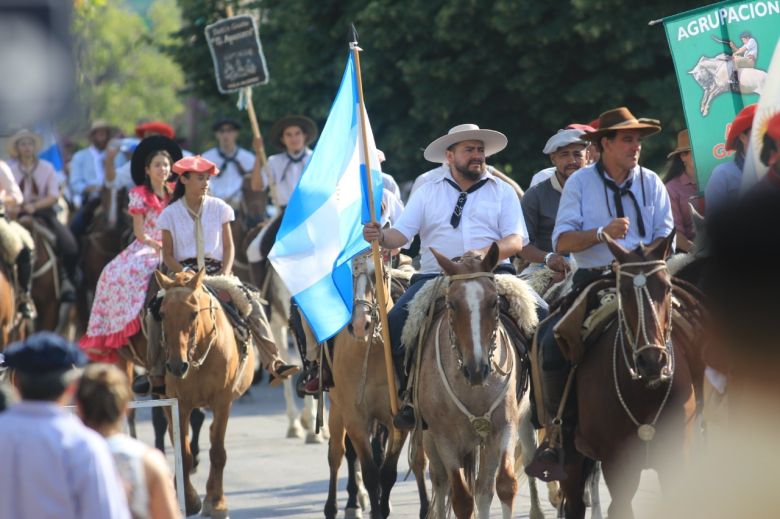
[265,264,326,443]
[688,54,766,116]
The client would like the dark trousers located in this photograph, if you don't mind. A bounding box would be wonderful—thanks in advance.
[69,196,101,239]
[35,209,79,280]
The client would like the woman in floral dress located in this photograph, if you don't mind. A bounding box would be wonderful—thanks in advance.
[80,136,182,361]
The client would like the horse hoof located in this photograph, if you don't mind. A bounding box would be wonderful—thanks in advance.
[358,490,370,511]
[286,422,304,439]
[186,495,202,516]
[344,506,363,519]
[207,510,228,519]
[305,431,326,444]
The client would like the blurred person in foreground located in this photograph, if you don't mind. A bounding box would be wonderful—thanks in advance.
[77,363,180,519]
[0,332,129,519]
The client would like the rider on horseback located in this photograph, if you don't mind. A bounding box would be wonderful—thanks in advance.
[528,107,674,479]
[0,158,35,318]
[6,129,79,304]
[362,124,538,430]
[202,118,257,210]
[519,128,587,277]
[139,155,299,396]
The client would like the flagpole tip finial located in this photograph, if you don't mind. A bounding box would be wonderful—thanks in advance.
[349,23,358,45]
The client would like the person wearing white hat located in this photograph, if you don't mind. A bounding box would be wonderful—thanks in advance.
[362,123,532,429]
[519,129,588,276]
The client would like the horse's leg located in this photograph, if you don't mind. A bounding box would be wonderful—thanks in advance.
[588,461,604,519]
[152,400,168,452]
[272,320,303,439]
[170,403,201,516]
[344,435,364,518]
[348,427,382,519]
[559,451,587,519]
[493,430,519,519]
[189,408,206,473]
[601,458,639,519]
[378,429,405,518]
[423,433,448,519]
[203,400,231,519]
[516,407,545,519]
[118,358,137,438]
[325,411,346,519]
[411,436,430,519]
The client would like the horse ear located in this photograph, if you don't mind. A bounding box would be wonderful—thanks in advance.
[481,242,500,273]
[154,270,174,289]
[431,247,459,276]
[659,230,676,259]
[690,203,705,233]
[187,268,206,289]
[603,233,630,263]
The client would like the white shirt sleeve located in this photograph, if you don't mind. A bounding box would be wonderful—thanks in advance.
[497,181,529,245]
[392,184,428,241]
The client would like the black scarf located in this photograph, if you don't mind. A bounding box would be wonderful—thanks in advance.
[217,148,247,177]
[596,161,647,238]
[443,177,490,228]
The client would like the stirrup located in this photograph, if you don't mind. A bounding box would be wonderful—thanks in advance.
[392,405,417,431]
[525,437,566,482]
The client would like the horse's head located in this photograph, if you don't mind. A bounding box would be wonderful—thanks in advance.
[432,242,500,386]
[348,251,390,342]
[606,233,676,385]
[154,269,218,379]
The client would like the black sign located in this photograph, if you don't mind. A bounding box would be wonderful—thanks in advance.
[205,15,269,94]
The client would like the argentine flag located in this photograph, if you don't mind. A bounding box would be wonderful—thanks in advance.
[269,53,383,342]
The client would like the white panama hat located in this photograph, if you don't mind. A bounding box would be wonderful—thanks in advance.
[423,124,507,163]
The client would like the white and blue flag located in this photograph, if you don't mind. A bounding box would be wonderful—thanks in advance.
[269,53,383,342]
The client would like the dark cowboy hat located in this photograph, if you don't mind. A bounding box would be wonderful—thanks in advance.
[211,117,241,132]
[2,332,87,375]
[581,107,662,142]
[131,136,182,186]
[667,129,692,158]
[268,115,318,150]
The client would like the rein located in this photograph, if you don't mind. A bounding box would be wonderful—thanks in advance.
[352,254,391,343]
[161,286,220,369]
[612,259,675,444]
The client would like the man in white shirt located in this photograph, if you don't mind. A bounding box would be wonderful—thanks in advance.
[69,120,116,238]
[201,118,256,208]
[363,123,531,429]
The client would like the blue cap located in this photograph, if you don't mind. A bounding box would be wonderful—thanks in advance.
[2,332,87,374]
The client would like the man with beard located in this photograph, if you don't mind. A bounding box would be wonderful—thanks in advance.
[519,128,588,277]
[363,124,530,429]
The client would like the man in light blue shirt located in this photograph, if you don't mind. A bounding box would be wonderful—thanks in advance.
[553,107,674,285]
[529,108,674,479]
[0,332,130,519]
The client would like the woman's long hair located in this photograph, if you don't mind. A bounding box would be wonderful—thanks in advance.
[664,154,687,183]
[170,172,190,203]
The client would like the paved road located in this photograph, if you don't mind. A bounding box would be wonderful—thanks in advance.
[133,377,662,518]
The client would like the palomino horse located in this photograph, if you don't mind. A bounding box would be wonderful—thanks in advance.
[418,244,526,519]
[559,234,704,518]
[153,269,255,517]
[688,53,766,116]
[325,251,429,519]
[0,268,17,349]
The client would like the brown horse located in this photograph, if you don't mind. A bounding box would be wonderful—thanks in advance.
[325,251,429,519]
[0,267,16,349]
[153,269,255,518]
[559,234,704,518]
[18,216,65,333]
[231,175,267,284]
[418,243,525,519]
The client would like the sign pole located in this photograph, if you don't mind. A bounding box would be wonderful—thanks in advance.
[350,36,399,416]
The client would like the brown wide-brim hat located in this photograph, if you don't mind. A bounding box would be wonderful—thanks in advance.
[5,129,43,158]
[269,115,318,150]
[581,107,661,142]
[667,129,691,158]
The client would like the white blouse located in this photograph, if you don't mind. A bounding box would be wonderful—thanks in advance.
[157,196,234,262]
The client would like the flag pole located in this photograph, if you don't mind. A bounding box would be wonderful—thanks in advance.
[349,30,399,415]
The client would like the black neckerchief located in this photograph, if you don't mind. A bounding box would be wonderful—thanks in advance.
[217,148,247,177]
[443,176,490,228]
[595,161,647,237]
[280,149,307,183]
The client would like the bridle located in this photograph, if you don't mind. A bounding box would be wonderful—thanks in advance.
[444,272,500,372]
[161,286,219,369]
[613,260,675,380]
[351,253,390,342]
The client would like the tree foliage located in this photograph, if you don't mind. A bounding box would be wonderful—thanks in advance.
[173,0,708,185]
[70,0,185,136]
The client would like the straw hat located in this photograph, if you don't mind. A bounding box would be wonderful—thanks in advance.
[268,115,318,150]
[580,107,661,142]
[5,129,43,158]
[88,119,117,136]
[130,136,182,186]
[667,129,691,158]
[423,124,507,163]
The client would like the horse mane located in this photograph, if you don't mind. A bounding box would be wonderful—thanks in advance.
[402,274,539,347]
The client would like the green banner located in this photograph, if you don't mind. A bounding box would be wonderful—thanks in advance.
[664,0,780,187]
